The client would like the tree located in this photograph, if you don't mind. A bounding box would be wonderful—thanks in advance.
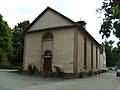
[115,42,120,66]
[8,20,30,66]
[97,0,120,67]
[104,40,115,67]
[98,0,120,39]
[0,14,12,67]
[104,40,120,67]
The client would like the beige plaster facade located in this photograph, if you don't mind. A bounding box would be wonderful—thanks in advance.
[23,7,100,76]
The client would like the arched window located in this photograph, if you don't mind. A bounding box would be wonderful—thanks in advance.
[44,50,52,56]
[42,32,53,41]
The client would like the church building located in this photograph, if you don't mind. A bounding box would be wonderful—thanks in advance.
[23,7,100,77]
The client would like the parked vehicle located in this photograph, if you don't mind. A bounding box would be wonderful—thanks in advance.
[116,68,120,77]
[111,66,118,71]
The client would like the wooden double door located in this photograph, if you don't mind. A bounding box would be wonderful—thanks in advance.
[44,57,52,72]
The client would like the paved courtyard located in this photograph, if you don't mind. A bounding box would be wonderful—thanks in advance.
[20,71,120,90]
[0,70,63,90]
[0,70,120,90]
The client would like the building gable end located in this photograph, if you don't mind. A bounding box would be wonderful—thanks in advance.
[25,7,76,33]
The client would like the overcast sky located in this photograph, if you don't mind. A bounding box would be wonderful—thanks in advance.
[0,0,118,44]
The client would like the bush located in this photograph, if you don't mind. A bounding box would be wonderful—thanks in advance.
[18,65,22,74]
[28,64,37,75]
[89,70,93,76]
[79,70,85,78]
[54,66,64,77]
[0,64,17,69]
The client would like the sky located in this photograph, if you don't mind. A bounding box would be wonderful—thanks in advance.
[0,0,119,44]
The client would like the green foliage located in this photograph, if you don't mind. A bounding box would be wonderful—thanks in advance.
[99,0,120,39]
[28,64,37,75]
[54,66,64,77]
[0,14,12,52]
[104,40,120,67]
[0,14,12,66]
[0,13,30,68]
[8,20,30,66]
[99,0,120,66]
[104,40,114,67]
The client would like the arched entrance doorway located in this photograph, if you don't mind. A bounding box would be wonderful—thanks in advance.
[43,50,52,72]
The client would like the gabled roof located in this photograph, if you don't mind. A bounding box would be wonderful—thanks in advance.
[23,7,76,33]
[23,7,100,46]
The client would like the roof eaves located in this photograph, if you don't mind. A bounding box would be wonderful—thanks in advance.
[77,25,100,46]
